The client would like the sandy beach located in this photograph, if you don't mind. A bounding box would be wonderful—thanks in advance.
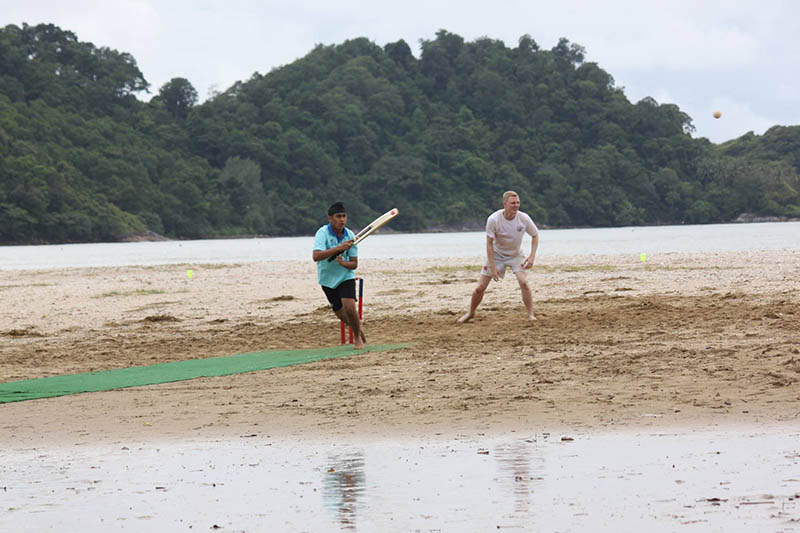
[1,250,798,445]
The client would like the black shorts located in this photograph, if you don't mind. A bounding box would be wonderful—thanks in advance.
[321,279,356,312]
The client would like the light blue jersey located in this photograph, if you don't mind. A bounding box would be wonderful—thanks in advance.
[313,224,358,288]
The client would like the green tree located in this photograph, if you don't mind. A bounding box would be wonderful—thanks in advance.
[156,77,198,120]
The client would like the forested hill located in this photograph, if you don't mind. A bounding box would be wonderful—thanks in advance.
[1,24,799,244]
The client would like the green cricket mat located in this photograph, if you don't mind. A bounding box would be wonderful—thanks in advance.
[0,343,412,404]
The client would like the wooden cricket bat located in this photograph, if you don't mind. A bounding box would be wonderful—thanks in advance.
[327,208,399,262]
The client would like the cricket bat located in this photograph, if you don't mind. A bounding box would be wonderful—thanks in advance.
[327,208,399,262]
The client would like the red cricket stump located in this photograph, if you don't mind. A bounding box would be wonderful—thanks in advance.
[340,277,364,344]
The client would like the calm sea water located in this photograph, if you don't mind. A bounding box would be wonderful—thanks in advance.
[1,221,799,270]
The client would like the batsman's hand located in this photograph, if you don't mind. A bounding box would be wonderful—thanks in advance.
[339,239,354,252]
[326,239,354,263]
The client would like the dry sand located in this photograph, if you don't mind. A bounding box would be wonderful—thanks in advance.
[1,250,798,445]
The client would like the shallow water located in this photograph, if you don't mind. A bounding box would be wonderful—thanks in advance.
[2,426,798,531]
[2,221,799,270]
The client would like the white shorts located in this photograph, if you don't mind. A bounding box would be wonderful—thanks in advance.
[481,252,525,278]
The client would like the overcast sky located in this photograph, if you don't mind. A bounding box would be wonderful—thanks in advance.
[4,0,800,143]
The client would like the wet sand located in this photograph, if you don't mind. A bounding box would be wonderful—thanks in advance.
[2,428,798,530]
[1,250,798,445]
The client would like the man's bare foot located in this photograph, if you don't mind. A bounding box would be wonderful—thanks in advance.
[456,312,474,324]
[528,314,537,321]
[354,338,365,349]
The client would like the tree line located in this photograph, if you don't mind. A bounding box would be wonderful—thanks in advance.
[1,23,798,244]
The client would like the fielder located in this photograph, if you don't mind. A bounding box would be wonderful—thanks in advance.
[457,191,540,323]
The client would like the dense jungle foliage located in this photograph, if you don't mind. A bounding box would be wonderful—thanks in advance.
[1,23,798,243]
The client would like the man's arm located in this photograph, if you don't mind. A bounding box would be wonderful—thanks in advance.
[523,233,539,269]
[312,239,354,262]
[336,255,358,270]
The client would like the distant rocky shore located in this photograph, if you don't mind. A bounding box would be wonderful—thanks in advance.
[119,230,170,242]
[734,213,800,223]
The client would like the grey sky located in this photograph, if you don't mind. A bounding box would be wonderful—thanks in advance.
[4,0,799,143]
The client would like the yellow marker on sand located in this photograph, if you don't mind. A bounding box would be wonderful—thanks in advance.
[187,269,194,279]
[640,253,646,262]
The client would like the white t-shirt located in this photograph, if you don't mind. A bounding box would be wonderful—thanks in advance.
[485,209,538,258]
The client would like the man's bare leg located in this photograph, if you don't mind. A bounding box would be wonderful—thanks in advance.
[457,275,491,324]
[337,298,364,348]
[515,271,536,320]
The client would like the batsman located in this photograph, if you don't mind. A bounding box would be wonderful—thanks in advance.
[313,201,365,348]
